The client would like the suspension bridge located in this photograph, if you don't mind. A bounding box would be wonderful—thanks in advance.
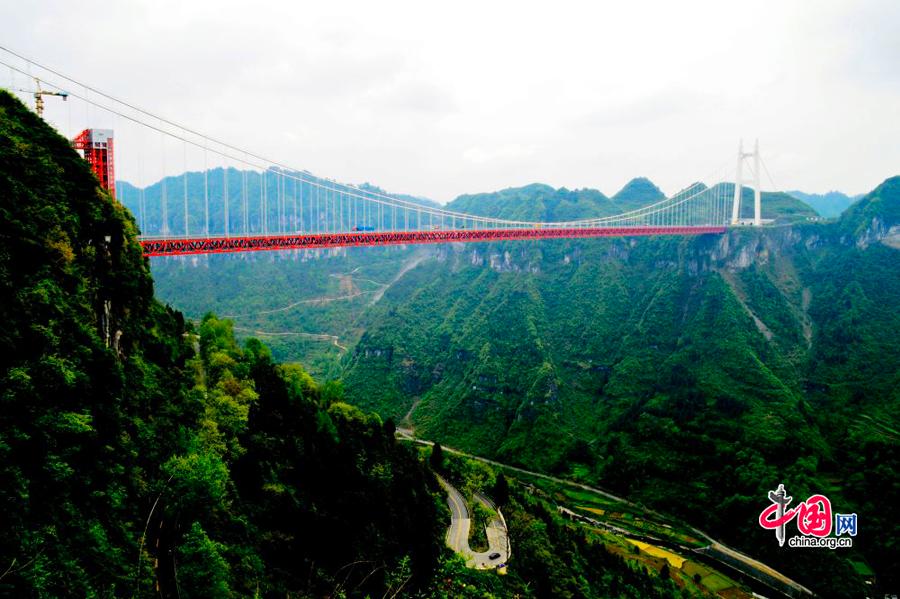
[2,47,773,258]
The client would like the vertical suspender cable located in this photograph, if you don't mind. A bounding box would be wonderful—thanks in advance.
[204,146,209,236]
[258,171,264,234]
[224,162,229,236]
[241,163,247,235]
[183,142,188,236]
[138,133,145,233]
[161,129,167,238]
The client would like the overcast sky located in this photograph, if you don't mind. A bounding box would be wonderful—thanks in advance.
[2,0,899,201]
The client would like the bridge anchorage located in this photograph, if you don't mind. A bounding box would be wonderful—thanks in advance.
[2,48,777,258]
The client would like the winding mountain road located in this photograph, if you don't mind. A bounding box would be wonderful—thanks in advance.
[404,429,810,596]
[436,475,509,569]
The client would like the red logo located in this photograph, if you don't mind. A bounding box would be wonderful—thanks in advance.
[759,493,832,537]
[758,484,833,546]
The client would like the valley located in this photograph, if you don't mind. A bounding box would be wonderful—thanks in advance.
[145,175,900,597]
[4,2,900,597]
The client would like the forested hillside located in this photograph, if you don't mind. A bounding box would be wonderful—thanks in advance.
[0,89,445,597]
[612,177,666,209]
[142,159,897,596]
[1,88,709,599]
[447,182,816,223]
[447,183,620,221]
[150,245,425,377]
[341,179,899,596]
[142,162,897,597]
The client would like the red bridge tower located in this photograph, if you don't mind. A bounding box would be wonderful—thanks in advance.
[72,129,115,198]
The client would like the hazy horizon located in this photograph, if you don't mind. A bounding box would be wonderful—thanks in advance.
[2,0,898,202]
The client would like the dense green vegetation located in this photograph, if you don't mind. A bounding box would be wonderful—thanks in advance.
[150,245,426,377]
[139,159,897,598]
[447,180,815,224]
[1,88,711,598]
[430,453,700,598]
[612,177,666,209]
[339,180,897,596]
[143,161,896,596]
[447,183,620,222]
[0,90,446,597]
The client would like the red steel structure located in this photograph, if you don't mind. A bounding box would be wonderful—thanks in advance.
[140,226,727,257]
[72,129,115,198]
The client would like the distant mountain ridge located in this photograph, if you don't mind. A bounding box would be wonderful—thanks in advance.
[612,177,666,208]
[446,183,619,222]
[358,182,439,209]
[146,169,899,596]
[787,189,862,218]
[119,170,820,233]
[339,176,899,596]
[447,179,816,223]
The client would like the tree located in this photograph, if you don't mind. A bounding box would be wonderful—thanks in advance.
[493,472,510,506]
[383,417,397,438]
[177,522,233,598]
[430,443,444,471]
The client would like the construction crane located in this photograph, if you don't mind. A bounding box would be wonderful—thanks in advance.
[18,77,67,117]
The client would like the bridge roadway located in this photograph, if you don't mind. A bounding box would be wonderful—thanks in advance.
[140,226,727,256]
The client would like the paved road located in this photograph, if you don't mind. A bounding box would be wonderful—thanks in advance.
[436,475,509,569]
[473,492,510,568]
[403,429,810,596]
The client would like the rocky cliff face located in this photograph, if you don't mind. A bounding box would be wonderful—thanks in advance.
[338,178,900,596]
[343,177,899,445]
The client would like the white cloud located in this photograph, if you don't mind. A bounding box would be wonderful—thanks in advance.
[463,143,538,165]
[1,0,898,200]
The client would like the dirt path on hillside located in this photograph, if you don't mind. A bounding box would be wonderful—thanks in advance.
[232,326,348,352]
[369,251,428,305]
[223,291,376,318]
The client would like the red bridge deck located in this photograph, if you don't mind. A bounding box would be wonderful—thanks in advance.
[140,226,727,257]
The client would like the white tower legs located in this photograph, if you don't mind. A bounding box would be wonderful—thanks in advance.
[731,140,744,225]
[753,139,761,226]
[730,139,763,226]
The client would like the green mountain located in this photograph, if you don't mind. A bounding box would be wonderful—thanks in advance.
[447,183,619,221]
[142,159,892,596]
[447,181,815,223]
[612,177,666,209]
[116,169,436,239]
[142,161,892,596]
[719,184,818,222]
[1,89,444,597]
[358,182,440,209]
[150,245,425,378]
[788,189,862,218]
[1,89,706,599]
[339,179,898,596]
[838,178,900,242]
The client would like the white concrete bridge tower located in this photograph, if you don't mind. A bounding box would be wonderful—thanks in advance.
[730,139,763,226]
